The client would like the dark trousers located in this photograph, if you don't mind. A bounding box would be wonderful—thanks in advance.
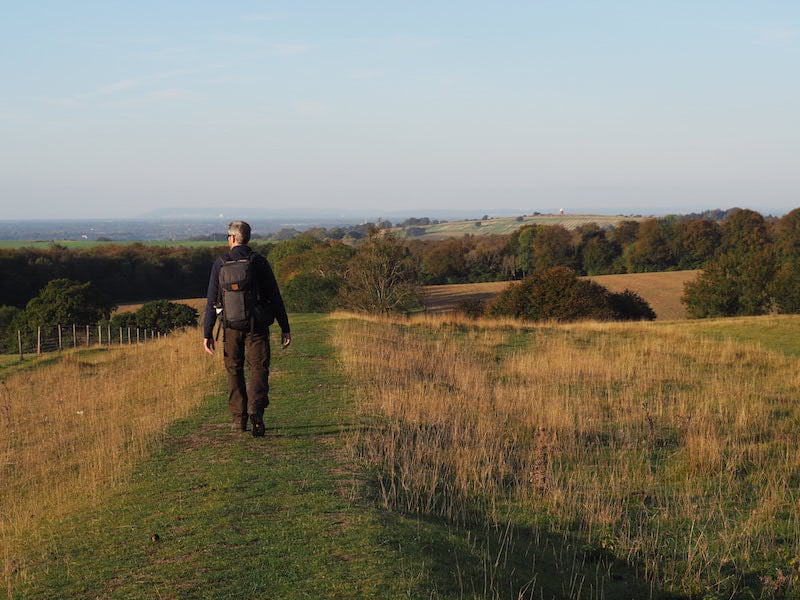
[223,326,271,425]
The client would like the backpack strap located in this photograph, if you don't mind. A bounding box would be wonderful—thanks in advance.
[246,253,257,334]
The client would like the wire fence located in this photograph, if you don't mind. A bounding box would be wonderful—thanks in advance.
[2,324,168,359]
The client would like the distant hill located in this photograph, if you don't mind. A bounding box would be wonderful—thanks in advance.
[394,213,648,240]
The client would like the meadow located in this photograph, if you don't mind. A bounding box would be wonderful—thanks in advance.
[3,311,800,599]
[0,329,216,594]
[334,312,800,598]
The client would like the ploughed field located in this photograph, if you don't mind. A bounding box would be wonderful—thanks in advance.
[421,269,701,320]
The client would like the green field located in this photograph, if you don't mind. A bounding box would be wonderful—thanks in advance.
[674,313,800,356]
[5,313,800,598]
[7,316,501,599]
[395,213,648,240]
[0,239,226,250]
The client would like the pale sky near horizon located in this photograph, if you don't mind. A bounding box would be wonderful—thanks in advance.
[1,2,798,219]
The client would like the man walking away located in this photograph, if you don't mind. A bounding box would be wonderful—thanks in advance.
[203,221,291,437]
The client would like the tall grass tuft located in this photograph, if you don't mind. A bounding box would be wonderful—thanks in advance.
[335,313,800,596]
[0,328,216,591]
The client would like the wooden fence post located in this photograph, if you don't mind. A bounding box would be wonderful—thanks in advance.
[37,327,41,356]
[107,325,111,346]
[136,328,140,344]
[18,330,23,360]
[85,325,90,347]
[98,324,102,346]
[58,325,62,350]
[119,327,123,345]
[73,324,77,348]
[127,327,131,344]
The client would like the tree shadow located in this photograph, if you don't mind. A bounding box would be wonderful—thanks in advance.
[370,502,690,600]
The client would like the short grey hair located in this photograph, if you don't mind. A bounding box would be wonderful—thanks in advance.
[228,221,251,244]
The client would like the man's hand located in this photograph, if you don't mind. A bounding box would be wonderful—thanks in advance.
[281,332,292,349]
[203,337,215,355]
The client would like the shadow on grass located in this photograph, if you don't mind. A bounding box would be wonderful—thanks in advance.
[268,422,363,439]
[0,353,62,379]
[376,506,688,600]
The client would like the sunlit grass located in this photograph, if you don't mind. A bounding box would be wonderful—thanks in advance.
[334,312,800,597]
[0,328,216,590]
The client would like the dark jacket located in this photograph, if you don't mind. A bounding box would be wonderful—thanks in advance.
[203,245,290,339]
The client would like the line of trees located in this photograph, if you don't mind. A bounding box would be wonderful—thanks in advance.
[1,208,798,331]
[0,214,724,309]
[682,208,800,317]
[406,216,724,285]
[1,279,198,353]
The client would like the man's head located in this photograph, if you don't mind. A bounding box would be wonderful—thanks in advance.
[227,221,251,246]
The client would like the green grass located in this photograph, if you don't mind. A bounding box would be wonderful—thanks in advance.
[10,313,799,598]
[676,314,800,356]
[0,353,62,380]
[11,315,416,598]
[14,315,607,599]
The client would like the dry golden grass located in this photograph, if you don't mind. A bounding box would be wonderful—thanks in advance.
[0,328,216,588]
[334,312,800,594]
[587,270,699,321]
[421,270,700,320]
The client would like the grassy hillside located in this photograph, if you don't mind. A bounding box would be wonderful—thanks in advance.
[4,317,516,599]
[334,312,800,598]
[394,214,647,240]
[421,270,700,320]
[6,313,800,598]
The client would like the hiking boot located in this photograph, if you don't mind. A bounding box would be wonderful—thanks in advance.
[252,421,265,437]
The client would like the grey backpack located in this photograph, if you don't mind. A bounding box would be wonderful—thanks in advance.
[218,255,257,331]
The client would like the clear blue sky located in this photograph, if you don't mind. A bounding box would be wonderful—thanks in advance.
[1,1,798,219]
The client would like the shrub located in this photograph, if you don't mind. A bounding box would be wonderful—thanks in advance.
[107,311,138,332]
[608,290,656,321]
[132,300,198,333]
[773,260,800,314]
[20,279,114,328]
[488,267,614,322]
[488,267,655,323]
[282,273,340,313]
[456,298,485,319]
[338,235,419,314]
[0,305,21,353]
[682,251,775,318]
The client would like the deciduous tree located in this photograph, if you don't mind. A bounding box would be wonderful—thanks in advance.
[21,279,114,327]
[339,234,419,314]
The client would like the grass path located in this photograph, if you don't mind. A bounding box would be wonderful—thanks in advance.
[12,314,445,599]
[10,313,690,599]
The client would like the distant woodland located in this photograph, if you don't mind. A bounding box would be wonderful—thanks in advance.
[1,208,799,321]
